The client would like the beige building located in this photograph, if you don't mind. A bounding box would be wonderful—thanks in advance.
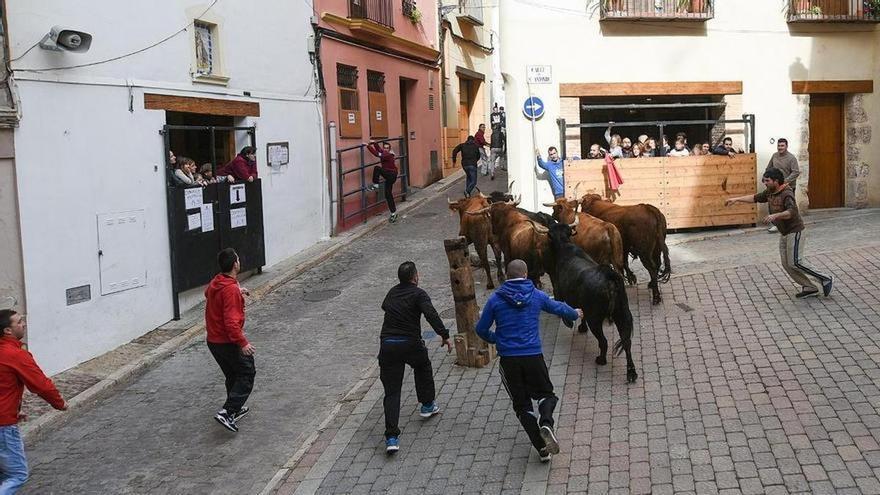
[440,0,499,176]
[500,0,879,214]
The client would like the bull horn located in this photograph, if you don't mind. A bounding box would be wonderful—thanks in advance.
[478,191,487,198]
[528,220,549,233]
[568,214,580,228]
[447,196,456,205]
[465,206,491,215]
[542,202,557,207]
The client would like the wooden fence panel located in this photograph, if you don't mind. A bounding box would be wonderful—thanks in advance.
[564,154,758,229]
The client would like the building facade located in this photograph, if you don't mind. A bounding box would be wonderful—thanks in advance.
[314,0,442,230]
[4,1,326,374]
[439,0,497,177]
[500,0,880,214]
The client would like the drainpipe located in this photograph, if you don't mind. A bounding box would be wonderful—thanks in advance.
[329,121,340,235]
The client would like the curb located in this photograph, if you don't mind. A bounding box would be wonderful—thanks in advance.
[21,170,464,443]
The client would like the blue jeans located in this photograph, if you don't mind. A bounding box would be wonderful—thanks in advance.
[464,165,478,196]
[0,425,28,494]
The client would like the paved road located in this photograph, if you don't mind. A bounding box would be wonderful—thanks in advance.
[276,238,880,495]
[21,172,487,494]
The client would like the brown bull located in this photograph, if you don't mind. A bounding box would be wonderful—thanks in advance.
[543,198,626,277]
[579,194,671,305]
[467,200,549,288]
[449,194,504,289]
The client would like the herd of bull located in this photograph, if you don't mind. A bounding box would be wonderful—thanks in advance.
[448,190,673,383]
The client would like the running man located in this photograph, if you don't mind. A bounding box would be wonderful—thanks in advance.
[725,168,833,299]
[475,259,582,463]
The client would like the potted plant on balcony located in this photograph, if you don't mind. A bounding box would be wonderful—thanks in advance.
[865,0,880,17]
[403,0,422,23]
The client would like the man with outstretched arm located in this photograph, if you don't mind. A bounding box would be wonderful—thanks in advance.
[378,262,452,454]
[536,146,566,200]
[475,259,582,463]
[725,168,833,299]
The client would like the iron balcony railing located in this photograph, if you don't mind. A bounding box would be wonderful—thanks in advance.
[458,0,484,25]
[788,0,880,22]
[600,0,714,20]
[348,0,394,29]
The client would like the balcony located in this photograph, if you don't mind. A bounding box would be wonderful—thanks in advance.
[348,0,394,29]
[788,0,880,22]
[458,0,484,25]
[600,0,714,21]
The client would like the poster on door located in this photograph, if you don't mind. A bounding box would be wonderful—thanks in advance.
[230,184,246,205]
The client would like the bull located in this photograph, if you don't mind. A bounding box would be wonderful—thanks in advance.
[448,193,504,289]
[579,194,671,305]
[545,217,638,383]
[542,198,626,278]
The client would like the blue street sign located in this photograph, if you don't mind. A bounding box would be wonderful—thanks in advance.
[523,96,544,120]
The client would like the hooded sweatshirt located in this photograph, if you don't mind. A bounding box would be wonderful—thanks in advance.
[452,137,482,167]
[475,279,578,357]
[205,273,248,347]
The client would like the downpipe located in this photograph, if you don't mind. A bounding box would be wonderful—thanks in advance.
[329,121,340,235]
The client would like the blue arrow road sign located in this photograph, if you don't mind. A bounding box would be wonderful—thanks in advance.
[523,96,544,120]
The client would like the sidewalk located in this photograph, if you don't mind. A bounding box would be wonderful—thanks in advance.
[272,244,880,495]
[19,169,465,442]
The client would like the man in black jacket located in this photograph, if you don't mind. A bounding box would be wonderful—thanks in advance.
[452,136,482,197]
[379,261,452,454]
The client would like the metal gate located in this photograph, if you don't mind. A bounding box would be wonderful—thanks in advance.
[336,137,410,227]
[162,125,266,319]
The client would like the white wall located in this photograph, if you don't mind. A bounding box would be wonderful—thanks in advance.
[8,1,324,374]
[499,0,880,210]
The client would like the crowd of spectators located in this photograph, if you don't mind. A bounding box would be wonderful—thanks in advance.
[588,123,745,160]
[169,146,259,188]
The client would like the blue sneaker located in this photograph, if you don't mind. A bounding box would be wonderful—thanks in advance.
[386,436,400,454]
[419,402,440,418]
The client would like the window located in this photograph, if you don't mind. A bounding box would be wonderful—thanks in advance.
[367,71,388,138]
[194,21,214,75]
[192,20,229,85]
[337,64,362,138]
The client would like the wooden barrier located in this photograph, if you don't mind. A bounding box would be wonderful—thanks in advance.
[564,154,758,229]
[444,237,495,368]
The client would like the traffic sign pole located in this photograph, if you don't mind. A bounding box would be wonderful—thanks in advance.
[526,75,539,210]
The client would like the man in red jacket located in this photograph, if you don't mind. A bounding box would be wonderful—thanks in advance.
[0,310,67,493]
[205,248,256,432]
[218,146,258,183]
[364,141,399,223]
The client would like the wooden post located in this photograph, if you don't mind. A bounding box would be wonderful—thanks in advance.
[444,237,496,368]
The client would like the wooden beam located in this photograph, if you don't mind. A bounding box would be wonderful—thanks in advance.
[559,81,743,97]
[791,80,874,94]
[144,93,260,117]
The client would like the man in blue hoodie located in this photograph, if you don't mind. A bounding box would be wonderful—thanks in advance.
[536,146,565,199]
[475,259,582,462]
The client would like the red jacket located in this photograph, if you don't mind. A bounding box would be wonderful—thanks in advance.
[219,154,258,181]
[367,143,397,172]
[205,274,249,347]
[0,336,65,426]
[475,129,488,147]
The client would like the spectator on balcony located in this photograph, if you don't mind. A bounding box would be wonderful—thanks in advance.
[604,124,623,158]
[173,157,206,187]
[692,144,704,156]
[712,137,740,157]
[632,142,646,158]
[587,144,606,159]
[644,137,658,157]
[675,132,689,148]
[198,163,234,184]
[637,134,649,145]
[701,143,711,155]
[661,135,671,156]
[621,137,635,158]
[668,138,690,157]
[219,146,259,182]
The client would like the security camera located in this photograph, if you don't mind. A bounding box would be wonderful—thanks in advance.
[39,26,93,53]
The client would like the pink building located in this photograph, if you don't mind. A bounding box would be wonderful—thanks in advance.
[316,0,442,230]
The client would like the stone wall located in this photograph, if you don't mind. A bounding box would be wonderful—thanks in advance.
[560,97,581,158]
[845,94,872,208]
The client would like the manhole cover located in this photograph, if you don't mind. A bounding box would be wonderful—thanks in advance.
[412,212,438,218]
[302,289,341,302]
[440,308,456,319]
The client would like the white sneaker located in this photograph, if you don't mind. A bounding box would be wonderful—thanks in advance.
[767,225,778,233]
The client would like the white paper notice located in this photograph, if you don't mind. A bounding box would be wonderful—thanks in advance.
[230,208,247,229]
[187,213,201,231]
[268,143,289,167]
[230,184,246,204]
[184,188,202,210]
[200,203,214,232]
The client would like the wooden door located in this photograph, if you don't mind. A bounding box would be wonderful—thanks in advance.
[459,78,470,143]
[808,93,844,208]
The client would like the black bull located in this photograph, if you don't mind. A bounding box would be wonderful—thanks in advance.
[545,220,638,383]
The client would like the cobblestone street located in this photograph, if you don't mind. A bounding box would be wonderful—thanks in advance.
[275,242,880,495]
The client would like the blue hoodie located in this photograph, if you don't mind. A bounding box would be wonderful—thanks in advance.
[537,156,565,198]
[475,279,579,357]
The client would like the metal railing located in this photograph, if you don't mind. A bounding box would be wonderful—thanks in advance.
[458,0,484,24]
[337,138,410,225]
[348,0,395,28]
[600,0,714,20]
[788,0,880,21]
